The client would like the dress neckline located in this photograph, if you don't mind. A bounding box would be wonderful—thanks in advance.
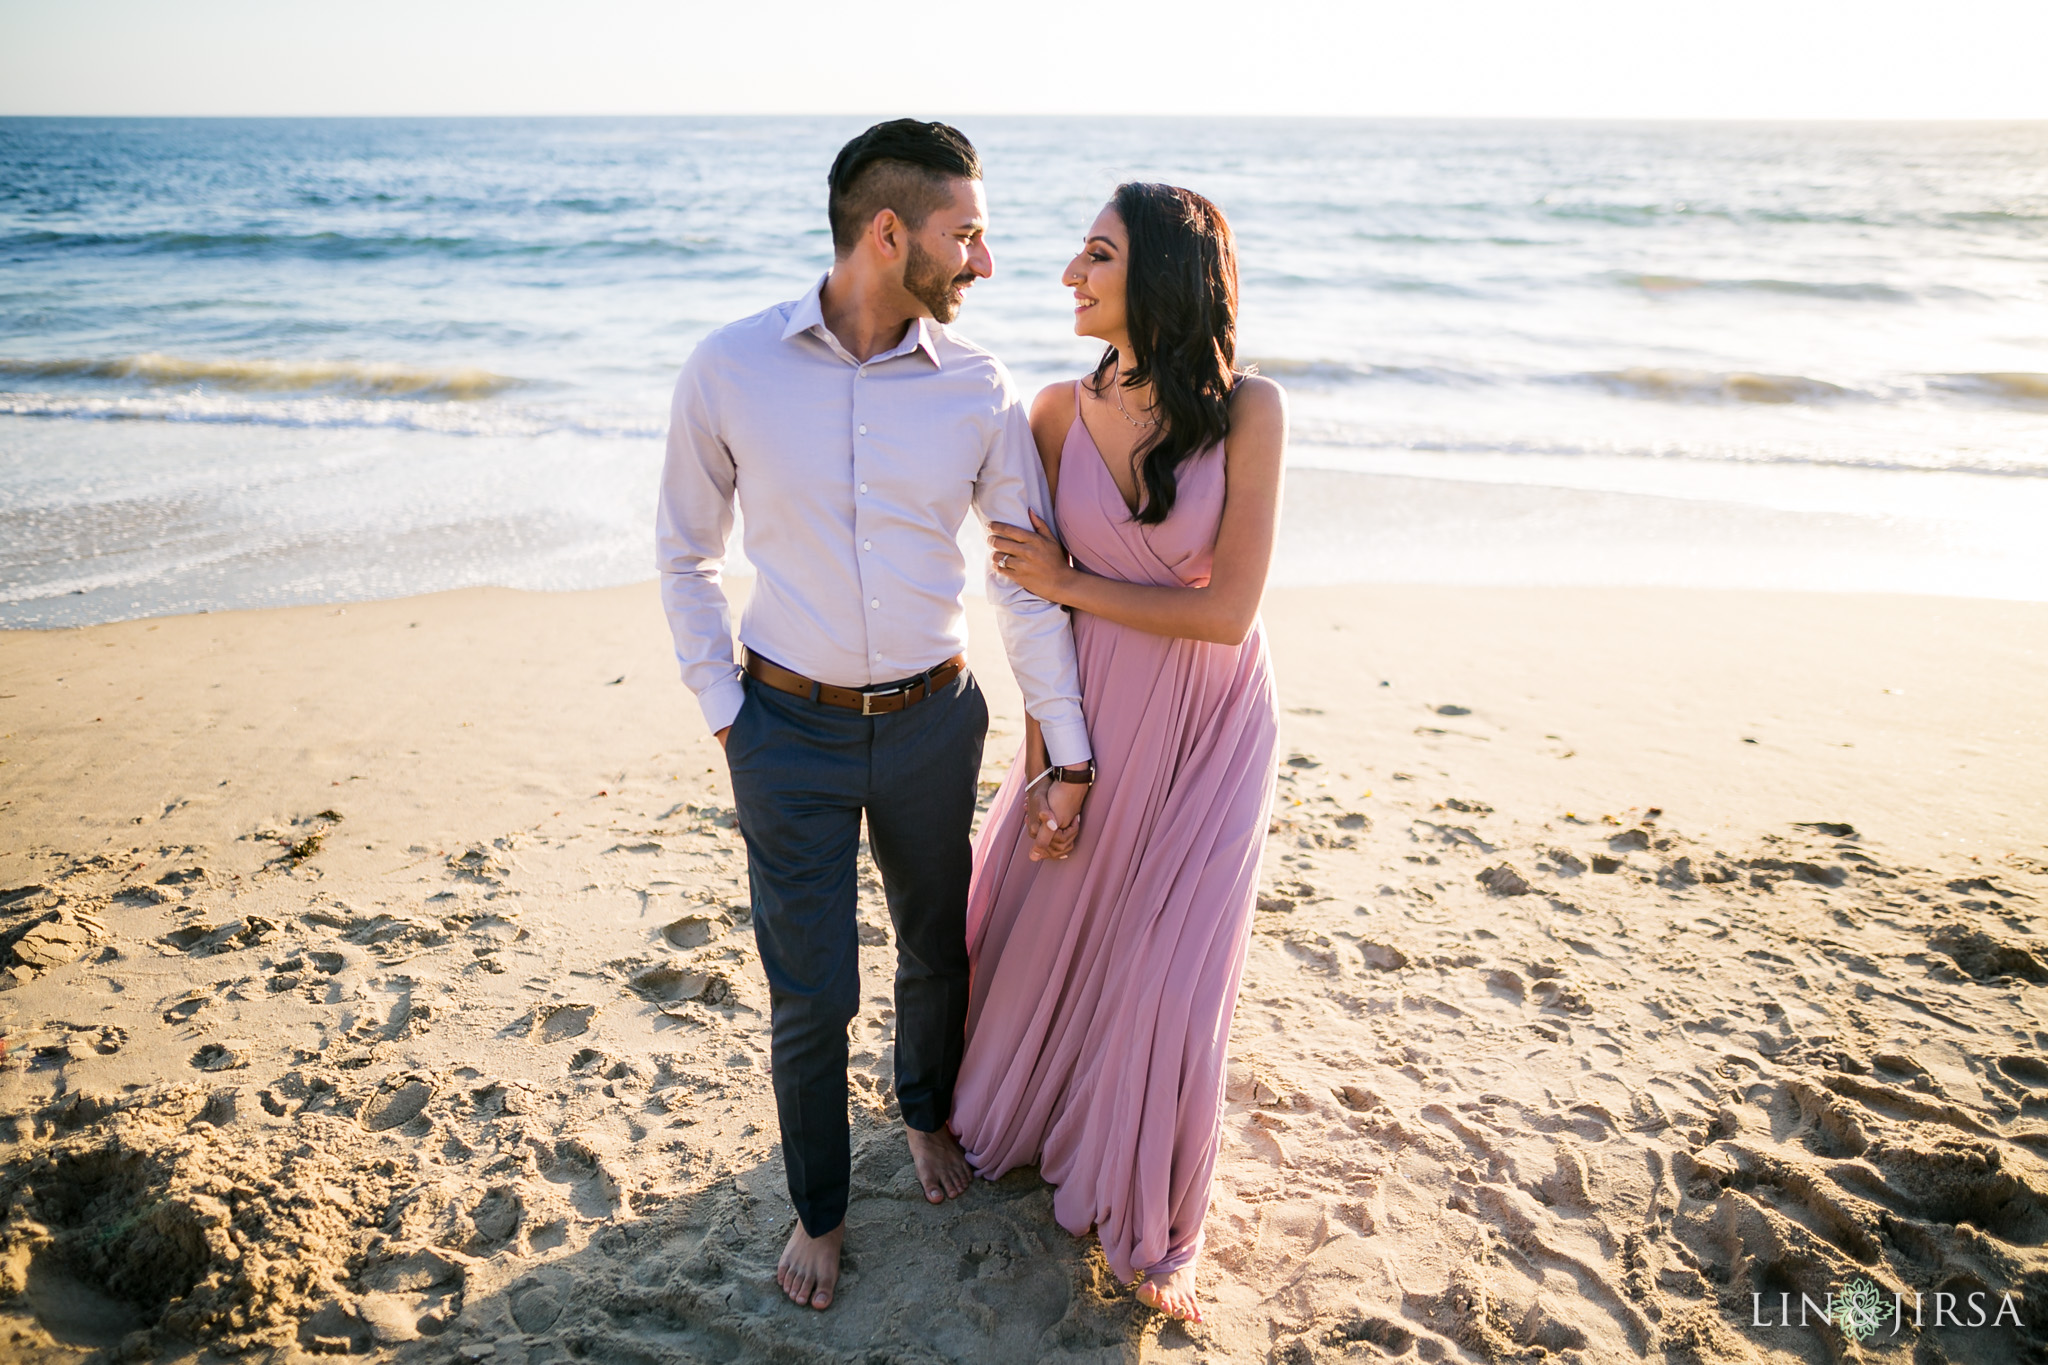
[1070,380,1143,520]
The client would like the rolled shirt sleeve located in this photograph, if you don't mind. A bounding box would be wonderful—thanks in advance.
[973,376,1092,767]
[655,346,747,735]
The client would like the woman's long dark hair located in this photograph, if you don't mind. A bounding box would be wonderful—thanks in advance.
[1091,182,1240,526]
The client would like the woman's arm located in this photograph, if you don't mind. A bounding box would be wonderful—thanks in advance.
[1023,714,1047,781]
[992,377,1287,646]
[1017,381,1084,859]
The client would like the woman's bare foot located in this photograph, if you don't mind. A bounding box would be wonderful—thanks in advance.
[777,1221,843,1311]
[1136,1264,1203,1322]
[904,1124,973,1204]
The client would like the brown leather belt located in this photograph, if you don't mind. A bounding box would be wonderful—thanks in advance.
[743,649,965,716]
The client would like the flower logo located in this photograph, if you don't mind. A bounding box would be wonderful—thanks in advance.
[1834,1278,1886,1342]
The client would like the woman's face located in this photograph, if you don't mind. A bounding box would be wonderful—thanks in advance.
[1063,204,1128,344]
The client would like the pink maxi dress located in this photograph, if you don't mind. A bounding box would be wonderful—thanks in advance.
[951,391,1279,1283]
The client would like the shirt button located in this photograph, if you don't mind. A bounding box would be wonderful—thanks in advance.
[858,483,868,494]
[858,424,868,436]
[862,540,872,551]
[870,599,880,609]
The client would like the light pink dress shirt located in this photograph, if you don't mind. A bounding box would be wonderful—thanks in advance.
[656,275,1091,766]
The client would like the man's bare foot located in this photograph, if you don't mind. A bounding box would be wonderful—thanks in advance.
[904,1124,972,1204]
[1136,1264,1203,1322]
[777,1221,843,1311]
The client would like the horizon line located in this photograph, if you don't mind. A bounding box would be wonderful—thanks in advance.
[6,111,2048,125]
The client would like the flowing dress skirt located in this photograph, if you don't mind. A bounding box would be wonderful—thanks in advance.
[951,428,1278,1280]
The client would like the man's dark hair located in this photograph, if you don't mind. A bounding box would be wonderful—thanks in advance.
[826,120,982,256]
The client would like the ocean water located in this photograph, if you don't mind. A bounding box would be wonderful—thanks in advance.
[3,116,2046,627]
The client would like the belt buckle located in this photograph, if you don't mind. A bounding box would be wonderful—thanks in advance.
[860,684,906,716]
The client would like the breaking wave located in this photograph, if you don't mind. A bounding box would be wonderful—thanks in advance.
[1240,358,1483,386]
[0,354,521,400]
[0,390,658,440]
[1607,273,1918,303]
[1586,368,1853,405]
[1233,358,2048,414]
[1935,372,2048,405]
[0,228,722,262]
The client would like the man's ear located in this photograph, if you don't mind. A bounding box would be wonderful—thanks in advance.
[868,208,905,262]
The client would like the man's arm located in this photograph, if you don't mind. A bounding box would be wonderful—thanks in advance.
[655,346,745,739]
[972,372,1090,768]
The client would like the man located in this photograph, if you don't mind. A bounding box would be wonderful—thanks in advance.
[656,120,1093,1312]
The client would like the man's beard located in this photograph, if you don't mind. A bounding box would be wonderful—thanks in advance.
[904,239,972,323]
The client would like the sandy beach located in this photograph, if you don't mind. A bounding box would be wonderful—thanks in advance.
[2,580,2044,1364]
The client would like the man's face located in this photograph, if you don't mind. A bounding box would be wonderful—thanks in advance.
[901,178,992,323]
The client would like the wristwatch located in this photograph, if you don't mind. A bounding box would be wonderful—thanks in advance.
[1047,760,1097,786]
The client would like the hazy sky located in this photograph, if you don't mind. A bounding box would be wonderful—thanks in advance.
[4,0,2045,120]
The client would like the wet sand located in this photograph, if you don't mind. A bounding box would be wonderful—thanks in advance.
[2,581,2044,1364]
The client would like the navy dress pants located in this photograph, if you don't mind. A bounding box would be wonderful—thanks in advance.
[723,665,988,1236]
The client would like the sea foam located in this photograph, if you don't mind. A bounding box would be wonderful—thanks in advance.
[0,355,519,400]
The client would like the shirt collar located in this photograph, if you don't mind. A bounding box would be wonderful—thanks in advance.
[781,272,942,369]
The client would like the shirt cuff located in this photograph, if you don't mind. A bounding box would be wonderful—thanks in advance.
[1040,716,1092,769]
[697,675,746,735]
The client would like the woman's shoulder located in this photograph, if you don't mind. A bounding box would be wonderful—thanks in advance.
[1228,372,1287,425]
[1027,377,1085,453]
[1221,373,1287,476]
[1029,377,1083,427]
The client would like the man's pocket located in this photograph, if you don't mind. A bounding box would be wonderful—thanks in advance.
[724,678,763,771]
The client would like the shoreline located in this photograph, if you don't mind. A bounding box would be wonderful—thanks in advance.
[7,440,2048,633]
[2,580,2045,1362]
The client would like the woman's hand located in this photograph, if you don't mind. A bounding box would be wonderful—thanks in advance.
[1023,781,1082,861]
[990,511,1074,604]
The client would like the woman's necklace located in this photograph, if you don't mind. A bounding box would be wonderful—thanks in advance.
[1110,371,1158,429]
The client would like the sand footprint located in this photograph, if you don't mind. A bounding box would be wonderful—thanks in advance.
[528,1003,596,1042]
[660,913,727,950]
[190,1040,249,1071]
[630,965,734,1009]
[949,1211,1071,1339]
[361,1075,435,1132]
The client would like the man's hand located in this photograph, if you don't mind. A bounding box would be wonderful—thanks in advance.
[715,726,730,750]
[1027,778,1086,861]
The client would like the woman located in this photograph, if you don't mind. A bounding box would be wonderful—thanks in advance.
[950,182,1286,1323]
